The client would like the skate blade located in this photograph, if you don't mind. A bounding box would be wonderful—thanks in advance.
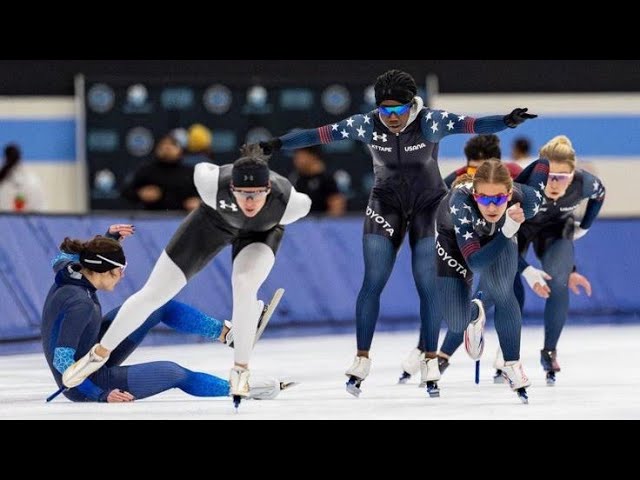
[426,381,440,398]
[346,377,362,398]
[546,374,556,386]
[254,288,285,346]
[280,381,300,391]
[516,388,529,404]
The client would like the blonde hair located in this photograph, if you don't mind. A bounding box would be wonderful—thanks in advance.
[472,159,513,192]
[539,135,576,171]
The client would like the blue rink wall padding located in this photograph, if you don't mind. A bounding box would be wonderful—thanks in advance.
[0,214,639,341]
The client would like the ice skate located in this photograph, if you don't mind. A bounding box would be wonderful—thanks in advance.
[464,295,486,360]
[61,344,109,388]
[345,356,371,398]
[398,347,423,384]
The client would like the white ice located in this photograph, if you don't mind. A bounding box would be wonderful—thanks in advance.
[1,325,639,419]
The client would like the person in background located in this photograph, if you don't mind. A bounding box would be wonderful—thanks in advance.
[183,123,215,165]
[121,133,201,211]
[290,146,346,216]
[503,135,605,385]
[511,136,534,168]
[0,143,46,212]
[443,134,522,188]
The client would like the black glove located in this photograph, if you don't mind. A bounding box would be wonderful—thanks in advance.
[504,107,537,128]
[258,138,282,156]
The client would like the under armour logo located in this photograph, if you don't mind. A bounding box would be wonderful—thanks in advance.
[373,131,388,143]
[244,174,254,181]
[219,200,238,211]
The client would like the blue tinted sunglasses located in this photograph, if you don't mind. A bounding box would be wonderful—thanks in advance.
[378,102,412,116]
[473,193,510,207]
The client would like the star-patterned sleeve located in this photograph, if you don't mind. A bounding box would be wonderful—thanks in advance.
[450,188,510,270]
[578,170,606,229]
[278,113,374,149]
[420,109,507,143]
[517,158,549,219]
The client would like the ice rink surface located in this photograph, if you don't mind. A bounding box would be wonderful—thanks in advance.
[2,324,639,419]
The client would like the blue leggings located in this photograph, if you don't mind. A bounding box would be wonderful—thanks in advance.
[356,235,439,352]
[65,300,229,401]
[438,241,522,362]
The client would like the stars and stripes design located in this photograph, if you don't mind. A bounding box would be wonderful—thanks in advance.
[316,114,374,144]
[449,189,483,261]
[422,110,476,142]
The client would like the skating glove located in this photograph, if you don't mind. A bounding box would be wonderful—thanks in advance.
[504,108,537,128]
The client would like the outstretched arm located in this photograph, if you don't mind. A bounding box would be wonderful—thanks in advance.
[421,107,537,143]
[260,114,375,153]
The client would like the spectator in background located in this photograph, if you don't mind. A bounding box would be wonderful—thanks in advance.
[0,143,46,212]
[290,146,346,216]
[511,136,534,168]
[121,133,200,211]
[183,124,215,165]
[443,134,522,188]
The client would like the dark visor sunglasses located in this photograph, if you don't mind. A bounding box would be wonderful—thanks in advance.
[378,102,412,117]
[473,193,510,207]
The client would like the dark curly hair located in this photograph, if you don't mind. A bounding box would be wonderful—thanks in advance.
[374,69,417,106]
[464,134,502,163]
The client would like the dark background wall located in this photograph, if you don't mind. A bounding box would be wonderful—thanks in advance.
[1,60,638,95]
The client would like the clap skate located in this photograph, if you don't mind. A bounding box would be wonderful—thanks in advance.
[345,356,371,397]
[226,288,284,348]
[62,344,109,388]
[230,366,250,410]
[398,348,423,384]
[464,293,486,360]
[493,347,506,384]
[501,360,531,404]
[540,349,561,386]
[420,357,442,398]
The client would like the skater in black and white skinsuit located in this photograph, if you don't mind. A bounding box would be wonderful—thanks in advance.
[62,145,311,404]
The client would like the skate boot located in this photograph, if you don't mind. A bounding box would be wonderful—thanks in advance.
[230,366,251,409]
[62,344,109,388]
[493,347,506,384]
[464,296,486,360]
[226,288,285,348]
[345,356,371,398]
[501,360,531,404]
[437,355,450,375]
[398,348,424,384]
[247,376,299,400]
[420,357,442,397]
[540,349,561,386]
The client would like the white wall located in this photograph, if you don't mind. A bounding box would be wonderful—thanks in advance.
[0,96,84,213]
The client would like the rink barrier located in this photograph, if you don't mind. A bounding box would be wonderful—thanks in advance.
[0,213,638,341]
